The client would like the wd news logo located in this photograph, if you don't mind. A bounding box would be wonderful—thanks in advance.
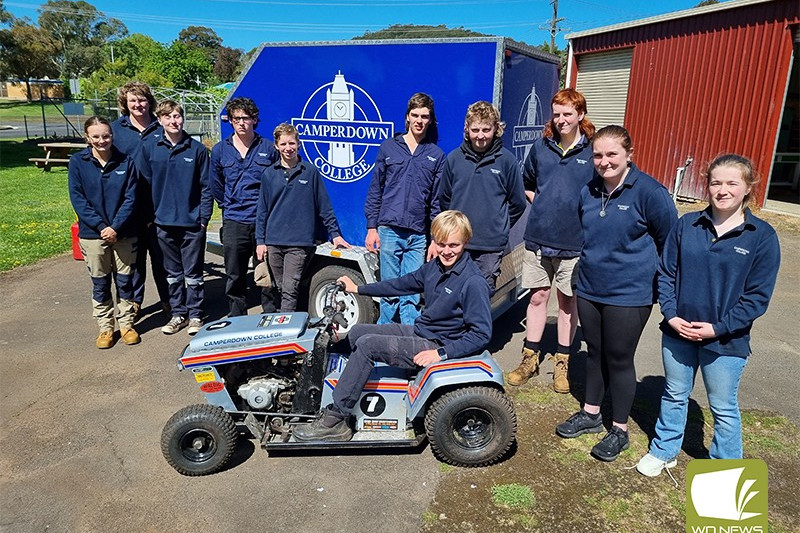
[512,85,546,163]
[292,72,394,183]
[686,459,768,533]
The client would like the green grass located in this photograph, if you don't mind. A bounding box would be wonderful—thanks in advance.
[0,100,67,121]
[0,138,75,271]
[491,483,536,510]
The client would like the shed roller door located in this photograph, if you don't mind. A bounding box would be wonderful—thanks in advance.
[575,48,633,129]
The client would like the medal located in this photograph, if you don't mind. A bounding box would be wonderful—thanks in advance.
[599,210,606,218]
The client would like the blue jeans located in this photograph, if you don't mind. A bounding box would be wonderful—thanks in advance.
[377,226,425,325]
[649,334,748,461]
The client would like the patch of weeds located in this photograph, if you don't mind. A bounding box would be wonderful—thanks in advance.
[421,511,438,525]
[438,462,455,473]
[514,385,556,406]
[584,491,631,523]
[512,513,538,529]
[667,488,686,520]
[740,411,800,458]
[491,483,536,511]
[548,435,594,464]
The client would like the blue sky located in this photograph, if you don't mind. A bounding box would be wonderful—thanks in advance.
[5,0,704,51]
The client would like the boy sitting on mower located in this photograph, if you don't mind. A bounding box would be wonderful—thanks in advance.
[293,210,492,442]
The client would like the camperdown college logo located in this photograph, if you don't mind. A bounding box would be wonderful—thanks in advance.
[512,85,546,163]
[292,71,394,183]
[686,459,768,533]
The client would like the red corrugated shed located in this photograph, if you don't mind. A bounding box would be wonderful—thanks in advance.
[569,0,799,205]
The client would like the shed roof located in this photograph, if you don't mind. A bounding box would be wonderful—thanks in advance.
[566,0,774,39]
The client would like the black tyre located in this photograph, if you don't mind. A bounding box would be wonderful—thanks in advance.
[309,265,377,333]
[424,386,517,467]
[161,404,238,476]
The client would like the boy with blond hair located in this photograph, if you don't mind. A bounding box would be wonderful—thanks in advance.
[293,210,491,442]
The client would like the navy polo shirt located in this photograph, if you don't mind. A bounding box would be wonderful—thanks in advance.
[136,132,212,228]
[111,114,162,158]
[256,158,341,247]
[364,134,445,233]
[439,140,527,252]
[68,147,138,239]
[523,135,594,252]
[577,164,678,306]
[658,208,780,356]
[210,134,277,224]
[359,252,492,358]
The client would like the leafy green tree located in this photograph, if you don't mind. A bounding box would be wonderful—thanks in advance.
[353,24,488,40]
[38,0,127,78]
[0,20,59,100]
[213,46,242,82]
[1,0,13,24]
[155,41,213,89]
[178,25,222,63]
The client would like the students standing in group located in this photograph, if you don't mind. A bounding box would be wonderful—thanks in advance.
[69,117,139,348]
[555,125,677,462]
[111,82,170,320]
[636,154,780,476]
[364,93,445,325]
[136,100,213,336]
[211,97,278,317]
[507,89,595,394]
[436,101,527,294]
[256,124,350,312]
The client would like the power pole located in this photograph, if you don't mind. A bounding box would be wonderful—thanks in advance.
[539,0,567,53]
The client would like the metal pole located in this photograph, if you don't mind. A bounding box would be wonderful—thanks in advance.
[40,97,48,138]
[24,115,29,139]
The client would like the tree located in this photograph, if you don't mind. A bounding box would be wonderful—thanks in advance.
[80,34,172,97]
[178,25,222,63]
[695,0,719,6]
[155,41,213,89]
[38,0,127,78]
[353,24,488,40]
[213,46,242,82]
[1,0,13,24]
[535,42,568,88]
[0,20,59,100]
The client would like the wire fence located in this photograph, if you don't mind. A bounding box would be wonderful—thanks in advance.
[1,88,225,144]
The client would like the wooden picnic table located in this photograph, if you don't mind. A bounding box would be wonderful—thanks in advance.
[30,141,87,171]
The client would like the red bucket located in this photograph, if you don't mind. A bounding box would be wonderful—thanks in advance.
[71,222,84,261]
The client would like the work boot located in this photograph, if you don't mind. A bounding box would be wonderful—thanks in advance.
[120,328,141,345]
[292,407,353,442]
[552,353,570,394]
[507,347,540,386]
[96,329,115,349]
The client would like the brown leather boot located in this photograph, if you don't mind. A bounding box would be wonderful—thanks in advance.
[507,347,540,386]
[552,352,570,394]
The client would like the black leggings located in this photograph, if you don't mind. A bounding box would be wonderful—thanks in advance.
[577,297,652,424]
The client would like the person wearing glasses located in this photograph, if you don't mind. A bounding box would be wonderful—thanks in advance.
[211,97,279,316]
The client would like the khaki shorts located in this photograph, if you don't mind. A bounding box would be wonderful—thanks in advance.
[521,248,579,296]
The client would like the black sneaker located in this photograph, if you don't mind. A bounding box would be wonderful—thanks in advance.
[292,408,353,442]
[591,426,629,462]
[556,410,604,438]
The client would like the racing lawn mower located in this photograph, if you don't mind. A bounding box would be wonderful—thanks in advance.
[161,285,517,475]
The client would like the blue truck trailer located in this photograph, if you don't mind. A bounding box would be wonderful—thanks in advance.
[213,37,560,327]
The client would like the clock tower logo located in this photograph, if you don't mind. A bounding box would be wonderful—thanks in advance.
[512,85,546,163]
[293,72,394,183]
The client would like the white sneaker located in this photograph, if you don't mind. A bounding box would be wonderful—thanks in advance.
[636,452,678,477]
[162,316,188,335]
[187,318,203,335]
